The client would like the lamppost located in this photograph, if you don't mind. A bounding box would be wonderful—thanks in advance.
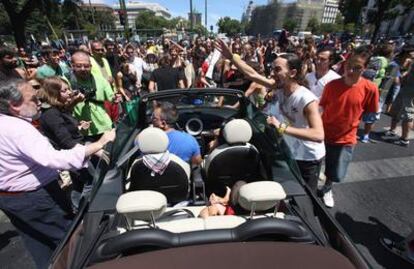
[119,0,129,40]
[205,0,207,30]
[189,0,194,31]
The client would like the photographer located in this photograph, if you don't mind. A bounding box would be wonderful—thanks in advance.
[70,50,114,142]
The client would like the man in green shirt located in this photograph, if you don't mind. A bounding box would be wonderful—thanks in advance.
[36,48,71,80]
[70,51,114,141]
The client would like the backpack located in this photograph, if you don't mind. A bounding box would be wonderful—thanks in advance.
[363,56,388,85]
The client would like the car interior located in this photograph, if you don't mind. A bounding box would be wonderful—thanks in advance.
[50,90,367,269]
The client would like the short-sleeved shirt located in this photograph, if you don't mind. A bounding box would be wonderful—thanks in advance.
[320,78,379,145]
[36,62,71,80]
[166,130,200,162]
[150,67,185,91]
[305,70,341,99]
[72,74,114,136]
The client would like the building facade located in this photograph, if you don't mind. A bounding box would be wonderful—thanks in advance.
[188,12,202,26]
[322,0,339,24]
[79,3,116,30]
[277,0,325,31]
[241,1,256,23]
[113,1,171,30]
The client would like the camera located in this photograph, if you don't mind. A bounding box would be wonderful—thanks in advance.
[78,85,96,101]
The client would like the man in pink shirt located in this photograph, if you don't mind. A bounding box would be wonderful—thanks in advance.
[0,79,115,269]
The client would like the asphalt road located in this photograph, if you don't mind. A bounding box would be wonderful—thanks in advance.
[1,114,413,269]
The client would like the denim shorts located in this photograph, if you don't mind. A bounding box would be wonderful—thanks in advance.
[362,112,380,124]
[325,145,354,183]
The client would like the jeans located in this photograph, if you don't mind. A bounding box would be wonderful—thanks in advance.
[296,159,323,193]
[325,144,354,183]
[0,181,73,269]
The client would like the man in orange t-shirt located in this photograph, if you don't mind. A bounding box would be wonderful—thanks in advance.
[319,54,379,208]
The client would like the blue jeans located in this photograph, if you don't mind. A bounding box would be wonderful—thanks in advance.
[324,144,354,184]
[0,181,73,269]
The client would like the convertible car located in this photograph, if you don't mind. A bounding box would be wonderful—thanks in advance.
[49,89,371,269]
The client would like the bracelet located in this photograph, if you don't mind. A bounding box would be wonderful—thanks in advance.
[277,122,289,135]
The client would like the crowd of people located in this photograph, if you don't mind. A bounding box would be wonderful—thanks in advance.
[1,31,414,267]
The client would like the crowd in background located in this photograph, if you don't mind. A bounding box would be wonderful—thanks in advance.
[1,30,414,268]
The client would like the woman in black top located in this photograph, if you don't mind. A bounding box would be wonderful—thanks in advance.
[39,76,91,211]
[39,77,88,149]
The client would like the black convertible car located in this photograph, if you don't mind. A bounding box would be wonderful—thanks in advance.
[49,89,371,269]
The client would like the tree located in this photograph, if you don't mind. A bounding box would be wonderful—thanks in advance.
[367,0,414,42]
[1,0,43,47]
[217,16,242,36]
[283,19,297,33]
[338,0,367,24]
[135,10,170,30]
[339,0,414,41]
[0,0,86,47]
[307,17,320,34]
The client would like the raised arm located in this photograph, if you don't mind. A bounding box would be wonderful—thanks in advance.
[214,39,276,89]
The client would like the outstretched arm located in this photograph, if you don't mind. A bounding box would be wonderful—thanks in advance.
[214,38,276,89]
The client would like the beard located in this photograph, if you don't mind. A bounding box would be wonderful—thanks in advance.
[3,61,18,70]
[19,105,40,120]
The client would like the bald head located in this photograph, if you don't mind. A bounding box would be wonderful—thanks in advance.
[71,51,92,80]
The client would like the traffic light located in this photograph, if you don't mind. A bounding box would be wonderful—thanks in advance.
[118,10,126,26]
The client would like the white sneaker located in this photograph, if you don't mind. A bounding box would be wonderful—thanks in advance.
[323,190,334,208]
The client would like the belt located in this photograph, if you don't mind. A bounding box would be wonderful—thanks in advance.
[0,189,36,195]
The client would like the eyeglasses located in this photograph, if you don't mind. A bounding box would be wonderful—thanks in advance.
[73,64,91,69]
[346,65,364,73]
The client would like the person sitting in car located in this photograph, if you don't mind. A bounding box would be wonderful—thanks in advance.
[151,102,202,166]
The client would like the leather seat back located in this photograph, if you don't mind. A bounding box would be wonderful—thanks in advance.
[204,119,261,189]
[127,127,191,204]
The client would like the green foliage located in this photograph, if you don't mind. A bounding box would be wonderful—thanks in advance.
[217,16,243,36]
[193,24,207,36]
[338,0,366,24]
[0,4,12,34]
[320,23,341,34]
[135,10,170,30]
[307,17,320,33]
[283,19,297,32]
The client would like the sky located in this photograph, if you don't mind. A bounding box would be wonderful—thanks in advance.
[87,0,275,31]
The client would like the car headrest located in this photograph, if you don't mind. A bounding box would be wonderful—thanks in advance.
[238,181,287,212]
[116,191,167,222]
[223,119,252,144]
[136,127,169,154]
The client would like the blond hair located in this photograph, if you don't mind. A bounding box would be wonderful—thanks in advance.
[39,76,69,109]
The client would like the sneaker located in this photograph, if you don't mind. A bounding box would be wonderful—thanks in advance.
[323,190,334,208]
[383,130,397,137]
[360,136,370,143]
[394,139,409,147]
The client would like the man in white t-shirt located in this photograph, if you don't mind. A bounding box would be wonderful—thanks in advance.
[306,47,340,99]
[125,44,148,87]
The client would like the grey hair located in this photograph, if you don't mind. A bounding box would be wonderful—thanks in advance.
[0,79,24,115]
[158,102,178,125]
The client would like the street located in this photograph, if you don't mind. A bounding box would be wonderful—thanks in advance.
[0,114,413,269]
